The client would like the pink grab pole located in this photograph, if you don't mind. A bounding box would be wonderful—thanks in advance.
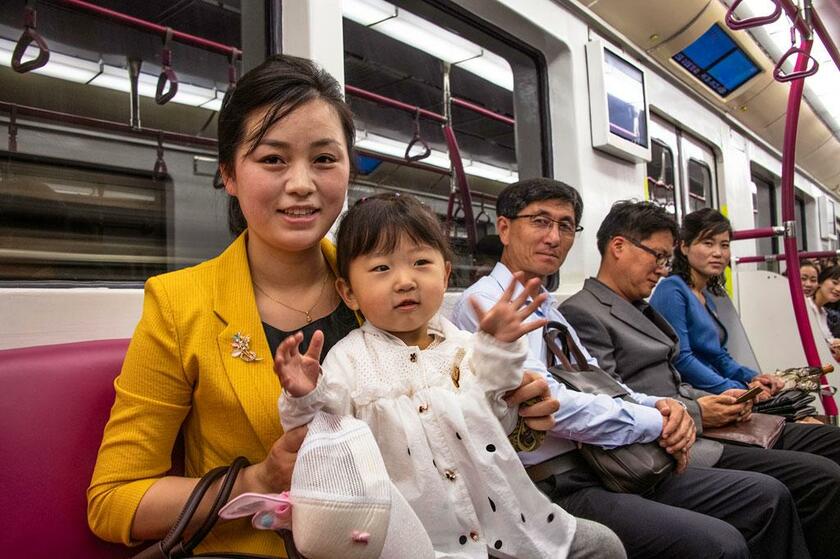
[778,38,837,416]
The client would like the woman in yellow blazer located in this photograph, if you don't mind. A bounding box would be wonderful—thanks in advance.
[87,54,359,556]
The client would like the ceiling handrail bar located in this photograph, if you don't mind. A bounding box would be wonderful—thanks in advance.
[451,97,515,125]
[344,85,446,123]
[725,0,782,30]
[53,0,241,59]
[731,226,786,240]
[0,101,218,148]
[735,249,840,265]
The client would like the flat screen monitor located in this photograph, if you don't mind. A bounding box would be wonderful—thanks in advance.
[586,39,651,162]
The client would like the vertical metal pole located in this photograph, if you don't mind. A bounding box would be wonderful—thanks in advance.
[779,36,837,417]
[127,57,142,131]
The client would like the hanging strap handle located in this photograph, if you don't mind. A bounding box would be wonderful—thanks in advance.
[474,201,491,225]
[404,108,431,162]
[543,321,592,372]
[774,26,819,82]
[725,0,782,30]
[155,28,179,105]
[154,134,168,179]
[12,5,50,74]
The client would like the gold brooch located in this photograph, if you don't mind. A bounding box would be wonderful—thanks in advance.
[451,348,465,389]
[231,332,262,362]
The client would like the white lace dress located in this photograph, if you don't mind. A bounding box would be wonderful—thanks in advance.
[279,315,575,559]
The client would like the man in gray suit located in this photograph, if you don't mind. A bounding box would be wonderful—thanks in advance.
[561,200,840,559]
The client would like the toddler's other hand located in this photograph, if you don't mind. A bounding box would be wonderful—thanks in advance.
[470,271,547,343]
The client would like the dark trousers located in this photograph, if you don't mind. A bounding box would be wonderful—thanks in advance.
[537,463,808,559]
[716,422,840,559]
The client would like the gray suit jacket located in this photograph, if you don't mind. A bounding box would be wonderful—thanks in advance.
[560,278,723,466]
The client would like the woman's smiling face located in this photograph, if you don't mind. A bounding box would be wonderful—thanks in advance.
[222,99,350,253]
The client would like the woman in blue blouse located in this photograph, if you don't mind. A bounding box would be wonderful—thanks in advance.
[649,209,785,396]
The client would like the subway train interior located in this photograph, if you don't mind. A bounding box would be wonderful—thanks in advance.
[1,0,840,554]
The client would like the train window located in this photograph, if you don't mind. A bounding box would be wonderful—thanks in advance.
[0,152,171,281]
[0,1,246,285]
[687,158,713,212]
[342,0,546,288]
[795,196,807,252]
[672,24,760,97]
[646,140,676,216]
[752,175,779,271]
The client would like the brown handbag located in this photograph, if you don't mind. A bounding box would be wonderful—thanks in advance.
[702,413,786,448]
[543,322,675,494]
[131,456,304,559]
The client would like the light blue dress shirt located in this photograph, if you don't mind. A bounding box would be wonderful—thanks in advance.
[450,262,665,466]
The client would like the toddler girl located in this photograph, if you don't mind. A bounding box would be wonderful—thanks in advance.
[276,193,576,558]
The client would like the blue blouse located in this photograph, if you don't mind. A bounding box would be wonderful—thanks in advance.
[649,275,758,393]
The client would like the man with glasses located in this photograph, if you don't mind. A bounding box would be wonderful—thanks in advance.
[561,200,840,559]
[452,179,807,559]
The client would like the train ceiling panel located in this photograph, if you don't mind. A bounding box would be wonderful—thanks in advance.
[589,0,840,191]
[583,0,712,49]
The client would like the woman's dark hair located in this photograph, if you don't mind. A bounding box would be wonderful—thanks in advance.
[336,193,453,281]
[596,200,678,255]
[670,208,733,296]
[800,259,819,273]
[818,265,840,285]
[496,178,583,226]
[215,54,355,235]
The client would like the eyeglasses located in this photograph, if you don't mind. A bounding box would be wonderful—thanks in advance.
[625,237,673,269]
[510,214,583,237]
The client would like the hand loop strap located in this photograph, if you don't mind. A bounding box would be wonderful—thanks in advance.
[155,28,179,105]
[153,134,168,179]
[474,200,491,225]
[404,108,431,162]
[8,104,18,153]
[12,5,50,74]
[725,0,782,30]
[774,29,819,82]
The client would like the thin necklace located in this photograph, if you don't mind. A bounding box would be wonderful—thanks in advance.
[253,270,330,324]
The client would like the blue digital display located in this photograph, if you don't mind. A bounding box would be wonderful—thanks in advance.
[672,24,761,97]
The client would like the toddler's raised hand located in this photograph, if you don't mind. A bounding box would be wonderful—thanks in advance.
[469,272,548,343]
[274,330,324,398]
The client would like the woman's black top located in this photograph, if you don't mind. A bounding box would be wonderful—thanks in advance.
[262,301,358,362]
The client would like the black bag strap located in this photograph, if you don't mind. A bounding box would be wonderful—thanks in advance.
[132,456,250,559]
[543,321,591,372]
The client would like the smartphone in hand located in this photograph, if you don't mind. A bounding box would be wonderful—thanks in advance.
[733,385,764,404]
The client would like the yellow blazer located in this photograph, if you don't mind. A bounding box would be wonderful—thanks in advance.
[87,232,343,555]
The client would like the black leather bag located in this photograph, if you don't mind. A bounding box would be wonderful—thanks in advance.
[543,321,674,494]
[132,456,305,559]
[753,390,817,421]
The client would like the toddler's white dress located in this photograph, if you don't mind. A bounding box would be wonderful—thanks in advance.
[279,314,575,559]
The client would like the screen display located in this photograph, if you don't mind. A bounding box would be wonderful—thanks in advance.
[672,24,760,97]
[604,49,648,148]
